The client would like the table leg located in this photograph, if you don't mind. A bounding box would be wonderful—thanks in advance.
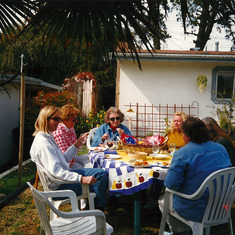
[134,191,141,235]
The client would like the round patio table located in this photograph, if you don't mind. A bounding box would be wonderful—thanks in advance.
[89,150,171,235]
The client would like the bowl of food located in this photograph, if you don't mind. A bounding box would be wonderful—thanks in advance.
[128,151,148,160]
[123,144,153,154]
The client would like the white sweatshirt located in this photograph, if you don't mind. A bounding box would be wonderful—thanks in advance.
[30,131,82,190]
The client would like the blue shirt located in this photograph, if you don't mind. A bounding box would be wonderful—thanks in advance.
[91,123,132,147]
[164,141,231,222]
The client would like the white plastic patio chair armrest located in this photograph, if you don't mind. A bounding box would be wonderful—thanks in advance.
[166,167,235,201]
[81,184,96,209]
[36,163,96,209]
[54,208,106,219]
[41,189,79,212]
[165,179,209,201]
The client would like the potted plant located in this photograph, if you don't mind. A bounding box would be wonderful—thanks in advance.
[197,75,207,93]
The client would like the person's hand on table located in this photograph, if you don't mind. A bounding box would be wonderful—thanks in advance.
[101,133,109,142]
[116,128,124,135]
[81,176,97,185]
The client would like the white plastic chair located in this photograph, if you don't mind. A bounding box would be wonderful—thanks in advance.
[27,182,113,235]
[159,167,235,235]
[36,163,96,220]
[87,127,98,150]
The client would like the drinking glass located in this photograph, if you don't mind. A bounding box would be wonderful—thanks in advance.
[152,145,160,156]
[106,138,114,148]
[169,143,176,155]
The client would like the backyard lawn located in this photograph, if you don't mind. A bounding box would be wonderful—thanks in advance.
[0,160,234,234]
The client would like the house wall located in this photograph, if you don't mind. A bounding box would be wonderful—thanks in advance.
[0,83,20,166]
[118,59,234,123]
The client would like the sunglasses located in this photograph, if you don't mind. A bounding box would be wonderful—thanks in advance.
[48,117,61,122]
[110,117,120,121]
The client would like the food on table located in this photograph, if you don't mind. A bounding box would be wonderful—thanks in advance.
[162,161,170,166]
[129,159,149,166]
[128,151,148,160]
[107,142,113,148]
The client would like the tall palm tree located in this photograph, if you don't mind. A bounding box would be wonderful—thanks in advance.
[1,1,172,69]
[0,0,38,44]
[22,0,169,68]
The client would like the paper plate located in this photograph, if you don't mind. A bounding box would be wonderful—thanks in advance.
[156,162,171,168]
[151,153,168,159]
[105,154,122,159]
[90,147,107,152]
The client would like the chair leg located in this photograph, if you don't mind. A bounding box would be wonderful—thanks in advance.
[159,212,167,235]
[34,171,39,189]
[32,171,39,204]
[228,217,233,235]
[204,227,210,235]
[39,225,46,235]
[191,224,203,235]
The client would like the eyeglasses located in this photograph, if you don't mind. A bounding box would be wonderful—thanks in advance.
[48,117,61,122]
[110,117,120,121]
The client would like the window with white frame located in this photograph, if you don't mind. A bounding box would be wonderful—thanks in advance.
[212,67,235,103]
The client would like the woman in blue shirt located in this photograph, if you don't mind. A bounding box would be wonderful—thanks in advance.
[160,117,231,235]
[91,107,132,147]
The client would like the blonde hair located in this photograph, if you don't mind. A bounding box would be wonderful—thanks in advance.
[61,104,79,121]
[33,106,60,136]
[104,107,124,124]
[168,111,187,133]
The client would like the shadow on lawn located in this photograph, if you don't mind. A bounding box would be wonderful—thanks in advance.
[105,193,161,235]
[0,178,234,235]
[105,194,235,235]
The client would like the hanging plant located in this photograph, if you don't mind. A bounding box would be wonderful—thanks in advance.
[197,75,207,93]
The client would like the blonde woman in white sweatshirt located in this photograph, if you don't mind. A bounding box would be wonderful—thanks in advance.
[30,105,107,209]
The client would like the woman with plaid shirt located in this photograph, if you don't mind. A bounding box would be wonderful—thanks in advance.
[53,104,91,169]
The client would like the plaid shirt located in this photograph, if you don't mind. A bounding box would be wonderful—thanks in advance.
[53,123,77,153]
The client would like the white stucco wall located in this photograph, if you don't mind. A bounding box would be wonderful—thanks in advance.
[0,83,20,166]
[118,59,234,121]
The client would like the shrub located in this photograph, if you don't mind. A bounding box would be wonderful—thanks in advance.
[34,90,79,108]
[75,108,106,135]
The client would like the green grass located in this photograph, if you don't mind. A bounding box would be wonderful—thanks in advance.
[0,146,88,196]
[0,161,36,195]
[0,149,234,234]
[78,145,89,155]
[0,146,88,195]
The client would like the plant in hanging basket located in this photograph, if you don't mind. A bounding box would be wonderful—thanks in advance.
[197,75,207,93]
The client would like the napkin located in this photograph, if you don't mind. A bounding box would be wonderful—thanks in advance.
[104,150,118,155]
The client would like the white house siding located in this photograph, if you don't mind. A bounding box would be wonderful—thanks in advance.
[0,74,62,168]
[0,83,20,166]
[118,59,234,128]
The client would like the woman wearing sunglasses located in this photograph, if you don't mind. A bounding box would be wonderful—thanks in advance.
[91,106,132,147]
[53,104,90,169]
[30,105,108,209]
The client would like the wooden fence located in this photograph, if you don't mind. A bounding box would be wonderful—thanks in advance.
[75,80,94,116]
[123,102,199,137]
